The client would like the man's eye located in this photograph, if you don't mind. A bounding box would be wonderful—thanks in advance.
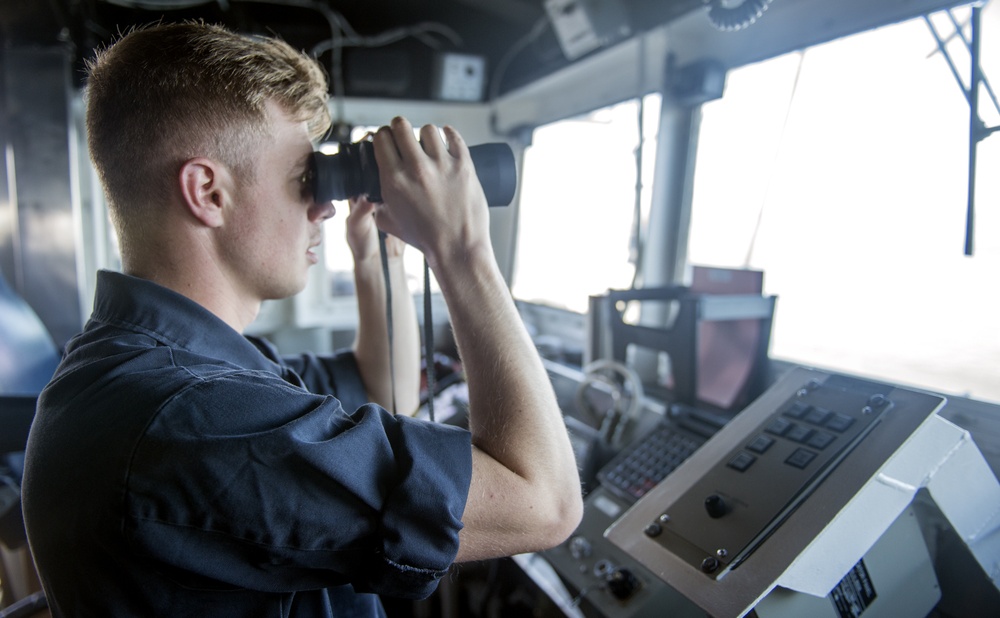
[299,169,314,199]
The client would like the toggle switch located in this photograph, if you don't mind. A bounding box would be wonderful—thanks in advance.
[607,567,642,600]
[705,494,728,518]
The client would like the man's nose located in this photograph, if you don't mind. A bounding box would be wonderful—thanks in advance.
[309,198,336,222]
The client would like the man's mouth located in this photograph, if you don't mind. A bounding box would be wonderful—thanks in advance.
[307,237,322,264]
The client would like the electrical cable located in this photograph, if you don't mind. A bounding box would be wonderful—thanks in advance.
[422,259,436,423]
[488,16,551,102]
[575,359,643,447]
[377,231,397,415]
[310,21,463,55]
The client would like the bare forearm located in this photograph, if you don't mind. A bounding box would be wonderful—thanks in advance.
[353,254,420,415]
[449,265,562,473]
[432,246,582,557]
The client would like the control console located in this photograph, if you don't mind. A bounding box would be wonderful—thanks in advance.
[641,376,893,579]
[606,367,946,617]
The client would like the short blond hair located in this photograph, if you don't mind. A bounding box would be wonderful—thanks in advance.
[85,21,330,257]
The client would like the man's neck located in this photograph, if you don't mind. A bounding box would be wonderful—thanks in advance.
[124,257,260,334]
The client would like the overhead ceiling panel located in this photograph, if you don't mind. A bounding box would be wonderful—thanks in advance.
[0,0,710,98]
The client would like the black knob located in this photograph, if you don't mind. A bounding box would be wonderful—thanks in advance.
[607,568,641,600]
[868,394,889,407]
[701,556,720,573]
[705,494,728,518]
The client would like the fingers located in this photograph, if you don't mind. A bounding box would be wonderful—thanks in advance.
[420,124,469,164]
[387,116,423,163]
[441,125,469,161]
[373,116,458,164]
[365,116,486,260]
[372,122,402,173]
[347,195,375,218]
[418,123,445,159]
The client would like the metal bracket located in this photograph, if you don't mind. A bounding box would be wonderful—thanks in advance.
[925,4,1000,256]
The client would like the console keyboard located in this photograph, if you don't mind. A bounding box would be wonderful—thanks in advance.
[598,422,707,503]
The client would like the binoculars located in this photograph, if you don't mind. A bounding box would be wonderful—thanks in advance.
[309,140,517,206]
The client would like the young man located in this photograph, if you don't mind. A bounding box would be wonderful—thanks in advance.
[22,21,582,617]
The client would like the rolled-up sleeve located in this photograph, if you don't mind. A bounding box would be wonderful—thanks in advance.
[123,374,472,599]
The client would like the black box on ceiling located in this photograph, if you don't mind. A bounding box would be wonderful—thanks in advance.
[343,47,433,99]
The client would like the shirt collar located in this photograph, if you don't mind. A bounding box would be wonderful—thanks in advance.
[90,270,279,373]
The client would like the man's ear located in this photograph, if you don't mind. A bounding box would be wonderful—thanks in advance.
[178,157,234,228]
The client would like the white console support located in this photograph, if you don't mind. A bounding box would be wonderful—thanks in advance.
[776,411,1000,597]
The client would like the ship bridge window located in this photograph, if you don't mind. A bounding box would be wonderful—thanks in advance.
[511,95,662,314]
[688,7,1000,403]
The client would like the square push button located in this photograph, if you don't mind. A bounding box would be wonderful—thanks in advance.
[746,434,775,454]
[826,413,856,433]
[785,425,814,443]
[785,448,817,469]
[804,406,832,425]
[727,452,756,472]
[766,417,792,436]
[807,431,835,450]
[783,402,811,419]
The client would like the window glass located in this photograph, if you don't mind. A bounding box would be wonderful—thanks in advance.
[512,95,661,313]
[689,10,1000,403]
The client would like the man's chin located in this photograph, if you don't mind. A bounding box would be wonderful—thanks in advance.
[263,280,308,302]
